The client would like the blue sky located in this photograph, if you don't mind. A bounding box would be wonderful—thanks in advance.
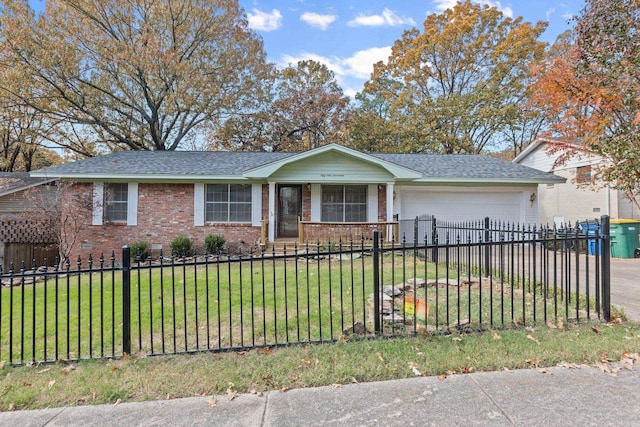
[28,0,585,97]
[242,0,585,97]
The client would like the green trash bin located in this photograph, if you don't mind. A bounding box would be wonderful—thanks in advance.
[609,219,640,258]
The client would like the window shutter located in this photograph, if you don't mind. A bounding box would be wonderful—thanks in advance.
[367,184,378,222]
[127,183,138,226]
[194,183,205,226]
[92,183,104,226]
[251,184,262,226]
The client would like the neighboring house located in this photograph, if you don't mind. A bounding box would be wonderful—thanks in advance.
[0,172,59,270]
[513,137,640,226]
[30,144,562,259]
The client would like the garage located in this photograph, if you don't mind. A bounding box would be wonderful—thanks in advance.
[397,188,523,222]
[395,186,530,240]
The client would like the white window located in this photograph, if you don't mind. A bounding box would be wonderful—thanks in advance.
[92,182,138,226]
[104,183,128,222]
[321,185,367,222]
[205,184,252,223]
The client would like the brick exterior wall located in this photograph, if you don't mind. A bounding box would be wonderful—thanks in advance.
[66,183,260,261]
[302,185,311,221]
[62,182,396,260]
[378,185,387,222]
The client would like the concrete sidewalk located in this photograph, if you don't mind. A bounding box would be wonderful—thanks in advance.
[1,362,638,427]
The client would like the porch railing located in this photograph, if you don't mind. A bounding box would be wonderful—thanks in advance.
[298,220,399,244]
[260,219,268,247]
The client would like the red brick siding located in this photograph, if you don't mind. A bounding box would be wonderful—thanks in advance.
[302,185,311,221]
[378,185,387,222]
[65,183,260,261]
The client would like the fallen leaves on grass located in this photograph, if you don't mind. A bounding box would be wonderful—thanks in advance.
[376,352,384,362]
[492,332,501,340]
[526,334,540,345]
[299,358,319,368]
[62,365,76,374]
[47,380,56,389]
[226,383,238,401]
[526,358,541,368]
[409,362,422,376]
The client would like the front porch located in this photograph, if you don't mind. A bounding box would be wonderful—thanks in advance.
[260,179,397,247]
[260,219,400,248]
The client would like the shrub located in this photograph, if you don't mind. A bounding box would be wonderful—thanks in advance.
[130,241,150,261]
[170,235,193,257]
[204,234,225,254]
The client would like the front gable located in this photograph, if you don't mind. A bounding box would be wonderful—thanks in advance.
[269,151,395,183]
[243,144,421,182]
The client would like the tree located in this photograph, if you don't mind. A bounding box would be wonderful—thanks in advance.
[23,181,95,265]
[528,0,640,211]
[0,0,271,155]
[215,60,352,152]
[352,0,547,154]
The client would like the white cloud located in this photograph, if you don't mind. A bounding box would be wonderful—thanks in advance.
[247,8,282,31]
[546,7,556,20]
[278,46,392,97]
[343,46,392,79]
[300,12,337,30]
[433,0,513,18]
[347,8,416,27]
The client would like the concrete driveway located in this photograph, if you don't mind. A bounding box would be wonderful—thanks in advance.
[609,257,640,322]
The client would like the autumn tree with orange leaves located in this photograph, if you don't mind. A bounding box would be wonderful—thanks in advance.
[529,0,640,211]
[352,1,547,154]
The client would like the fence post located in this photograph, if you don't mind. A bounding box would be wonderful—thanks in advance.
[414,216,419,246]
[122,245,132,355]
[484,217,490,277]
[372,230,381,334]
[600,215,611,322]
[431,216,438,263]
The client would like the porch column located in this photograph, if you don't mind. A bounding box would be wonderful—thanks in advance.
[268,182,276,242]
[386,182,394,241]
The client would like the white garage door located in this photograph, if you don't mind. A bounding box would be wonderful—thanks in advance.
[399,189,522,223]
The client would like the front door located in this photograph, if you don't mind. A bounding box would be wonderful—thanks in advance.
[277,184,302,238]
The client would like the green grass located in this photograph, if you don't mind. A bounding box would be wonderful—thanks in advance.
[0,250,609,364]
[0,322,638,411]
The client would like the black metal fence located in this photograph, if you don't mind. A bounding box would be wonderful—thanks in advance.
[0,216,611,365]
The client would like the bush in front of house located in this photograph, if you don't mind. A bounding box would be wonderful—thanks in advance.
[130,241,150,261]
[204,234,225,254]
[170,235,194,257]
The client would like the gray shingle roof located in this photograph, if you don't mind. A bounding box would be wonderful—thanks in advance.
[33,151,294,176]
[31,149,563,183]
[373,153,563,182]
[0,172,56,197]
